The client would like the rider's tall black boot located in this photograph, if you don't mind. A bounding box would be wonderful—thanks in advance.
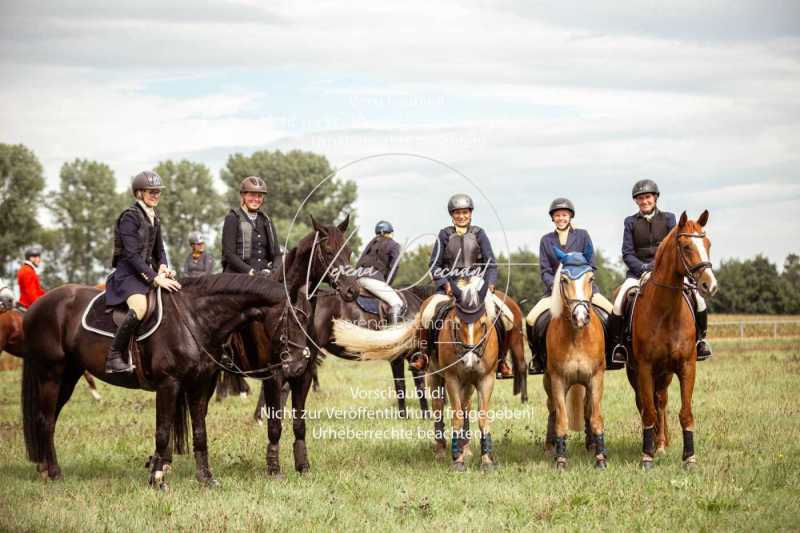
[526,323,544,375]
[608,313,628,365]
[105,309,140,374]
[695,309,712,361]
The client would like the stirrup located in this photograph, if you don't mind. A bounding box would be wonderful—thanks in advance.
[611,344,628,365]
[696,339,713,361]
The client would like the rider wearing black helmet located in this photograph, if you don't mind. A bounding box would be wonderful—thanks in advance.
[525,197,615,374]
[608,179,712,363]
[182,231,214,278]
[221,176,281,275]
[104,170,181,373]
[354,220,404,325]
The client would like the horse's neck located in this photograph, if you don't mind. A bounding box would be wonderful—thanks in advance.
[642,244,685,314]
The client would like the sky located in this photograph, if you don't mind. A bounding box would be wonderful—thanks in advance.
[1,0,799,269]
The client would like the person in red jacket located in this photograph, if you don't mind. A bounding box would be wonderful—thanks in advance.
[17,246,45,309]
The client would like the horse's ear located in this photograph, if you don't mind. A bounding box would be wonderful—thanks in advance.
[553,246,568,263]
[583,240,594,264]
[697,210,709,227]
[310,215,327,236]
[337,213,350,232]
[678,211,688,228]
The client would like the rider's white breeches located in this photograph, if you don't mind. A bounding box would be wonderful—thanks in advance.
[527,292,614,326]
[612,275,706,315]
[357,277,403,309]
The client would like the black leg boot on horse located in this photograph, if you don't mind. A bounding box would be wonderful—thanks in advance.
[695,309,712,361]
[105,309,140,374]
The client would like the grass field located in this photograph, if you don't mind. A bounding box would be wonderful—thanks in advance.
[1,337,799,532]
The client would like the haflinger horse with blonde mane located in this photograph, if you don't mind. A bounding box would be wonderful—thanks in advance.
[544,245,607,470]
[625,210,717,470]
[333,280,510,472]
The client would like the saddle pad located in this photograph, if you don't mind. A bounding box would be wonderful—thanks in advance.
[356,296,381,315]
[81,289,164,341]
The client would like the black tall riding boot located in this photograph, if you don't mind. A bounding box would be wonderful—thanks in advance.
[526,323,544,375]
[608,313,628,365]
[695,309,712,361]
[105,310,140,374]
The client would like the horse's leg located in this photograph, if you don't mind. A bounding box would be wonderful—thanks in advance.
[253,382,267,424]
[678,361,697,468]
[264,379,284,478]
[637,364,657,470]
[411,366,429,415]
[550,374,569,470]
[389,357,408,418]
[587,370,607,469]
[83,371,101,401]
[187,380,219,487]
[460,385,473,459]
[446,378,466,471]
[429,372,447,460]
[43,363,82,480]
[477,374,496,472]
[150,380,180,490]
[289,372,314,475]
[543,372,556,455]
[654,373,673,454]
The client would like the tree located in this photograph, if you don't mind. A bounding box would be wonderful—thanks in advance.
[50,159,126,285]
[0,144,45,277]
[153,160,226,268]
[220,149,359,250]
[711,255,785,314]
[780,254,800,314]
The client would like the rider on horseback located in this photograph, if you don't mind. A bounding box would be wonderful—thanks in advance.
[415,193,504,373]
[221,176,282,276]
[183,231,214,277]
[525,198,615,374]
[105,170,182,374]
[355,220,404,326]
[17,246,45,310]
[608,179,712,363]
[0,283,14,312]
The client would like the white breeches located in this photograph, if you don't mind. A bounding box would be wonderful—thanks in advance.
[358,277,403,309]
[127,293,147,320]
[612,274,706,315]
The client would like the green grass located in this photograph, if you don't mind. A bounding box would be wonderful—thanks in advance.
[1,338,799,532]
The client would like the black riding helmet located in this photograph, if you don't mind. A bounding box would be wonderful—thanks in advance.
[375,220,394,235]
[131,170,164,197]
[24,246,43,260]
[448,193,474,213]
[632,179,660,199]
[548,197,575,218]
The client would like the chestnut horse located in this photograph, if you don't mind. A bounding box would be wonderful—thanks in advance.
[626,211,717,469]
[0,309,101,400]
[543,247,607,470]
[332,286,508,472]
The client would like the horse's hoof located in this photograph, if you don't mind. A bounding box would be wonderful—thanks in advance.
[296,465,311,476]
[656,446,667,455]
[555,459,567,471]
[434,448,447,461]
[641,459,654,471]
[158,482,169,492]
[266,470,284,480]
[398,408,408,419]
[203,478,220,488]
[452,462,466,473]
[683,456,697,470]
[595,458,607,470]
[463,446,473,459]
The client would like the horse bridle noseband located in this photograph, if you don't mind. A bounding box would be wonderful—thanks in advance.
[450,313,489,360]
[559,274,593,323]
[650,232,712,291]
[276,301,311,366]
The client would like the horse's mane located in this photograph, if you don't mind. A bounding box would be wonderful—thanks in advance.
[179,273,284,301]
[549,263,564,319]
[652,223,683,273]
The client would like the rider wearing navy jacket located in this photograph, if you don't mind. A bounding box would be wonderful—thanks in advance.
[609,179,711,363]
[525,198,614,374]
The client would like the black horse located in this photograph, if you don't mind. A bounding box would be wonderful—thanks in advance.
[21,223,356,488]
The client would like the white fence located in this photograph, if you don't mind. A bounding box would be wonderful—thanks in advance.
[709,320,800,340]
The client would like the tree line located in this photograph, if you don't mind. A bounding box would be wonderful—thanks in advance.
[1,143,797,314]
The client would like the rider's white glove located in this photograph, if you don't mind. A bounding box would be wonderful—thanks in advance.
[154,273,182,292]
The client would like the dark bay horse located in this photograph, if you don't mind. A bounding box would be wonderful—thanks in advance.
[21,221,357,487]
[543,248,607,470]
[0,309,101,400]
[626,211,718,469]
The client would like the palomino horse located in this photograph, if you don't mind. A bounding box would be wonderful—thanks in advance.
[332,284,506,472]
[626,211,717,470]
[0,308,101,400]
[543,247,607,470]
[20,223,355,487]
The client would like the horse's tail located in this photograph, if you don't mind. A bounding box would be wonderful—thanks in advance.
[22,356,43,463]
[332,313,422,361]
[567,384,585,432]
[173,389,189,455]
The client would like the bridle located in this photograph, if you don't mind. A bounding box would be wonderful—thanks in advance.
[559,273,593,326]
[450,311,489,360]
[276,301,311,370]
[650,231,712,291]
[311,232,352,296]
